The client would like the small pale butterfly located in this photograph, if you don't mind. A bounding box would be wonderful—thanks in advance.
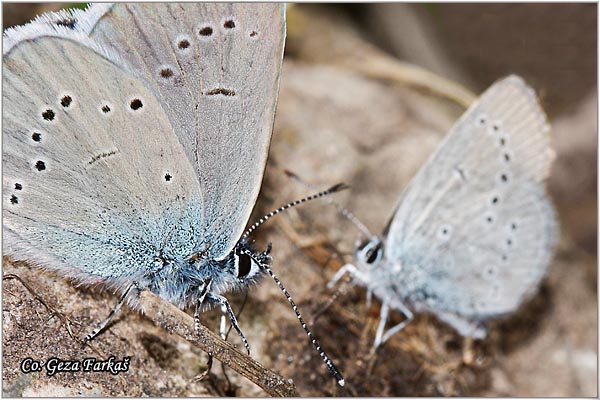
[3,3,344,385]
[329,75,558,347]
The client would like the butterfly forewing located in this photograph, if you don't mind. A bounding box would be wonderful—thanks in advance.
[83,3,286,259]
[3,37,203,286]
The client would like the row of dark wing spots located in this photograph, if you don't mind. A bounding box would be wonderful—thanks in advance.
[477,115,517,267]
[476,114,513,177]
[504,223,517,258]
[179,19,257,48]
[32,102,57,180]
[169,19,258,79]
[46,96,142,115]
[200,19,235,36]
[42,94,70,121]
[10,182,23,204]
[47,94,141,115]
[12,92,151,204]
[36,94,143,171]
[32,101,51,172]
[102,99,140,113]
[497,136,512,163]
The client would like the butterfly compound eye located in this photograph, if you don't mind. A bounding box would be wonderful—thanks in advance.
[365,243,384,264]
[358,239,383,265]
[366,249,376,264]
[237,252,252,278]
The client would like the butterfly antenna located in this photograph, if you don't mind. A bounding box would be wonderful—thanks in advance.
[241,183,349,240]
[284,170,373,238]
[242,249,345,386]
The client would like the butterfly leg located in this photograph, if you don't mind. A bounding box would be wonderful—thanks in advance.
[327,263,375,320]
[206,293,251,355]
[374,302,390,348]
[83,281,138,343]
[380,302,413,345]
[191,278,215,382]
[327,263,364,289]
[193,278,213,335]
[366,288,374,310]
[219,312,228,340]
[373,301,414,348]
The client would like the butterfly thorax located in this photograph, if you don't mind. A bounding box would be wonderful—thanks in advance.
[146,240,266,310]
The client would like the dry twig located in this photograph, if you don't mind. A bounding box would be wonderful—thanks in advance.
[138,290,298,397]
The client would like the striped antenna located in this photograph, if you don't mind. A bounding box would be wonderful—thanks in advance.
[284,170,374,238]
[241,248,345,386]
[241,183,349,240]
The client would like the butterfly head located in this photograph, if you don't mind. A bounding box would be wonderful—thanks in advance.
[188,239,269,289]
[230,239,271,284]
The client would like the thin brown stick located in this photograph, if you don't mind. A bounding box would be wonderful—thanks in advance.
[138,290,298,397]
[3,273,80,339]
[3,269,297,396]
[348,55,477,108]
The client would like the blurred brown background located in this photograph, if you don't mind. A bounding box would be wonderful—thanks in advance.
[3,3,597,397]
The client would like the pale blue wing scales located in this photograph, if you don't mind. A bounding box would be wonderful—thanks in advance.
[385,76,557,320]
[3,37,202,287]
[83,3,286,258]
